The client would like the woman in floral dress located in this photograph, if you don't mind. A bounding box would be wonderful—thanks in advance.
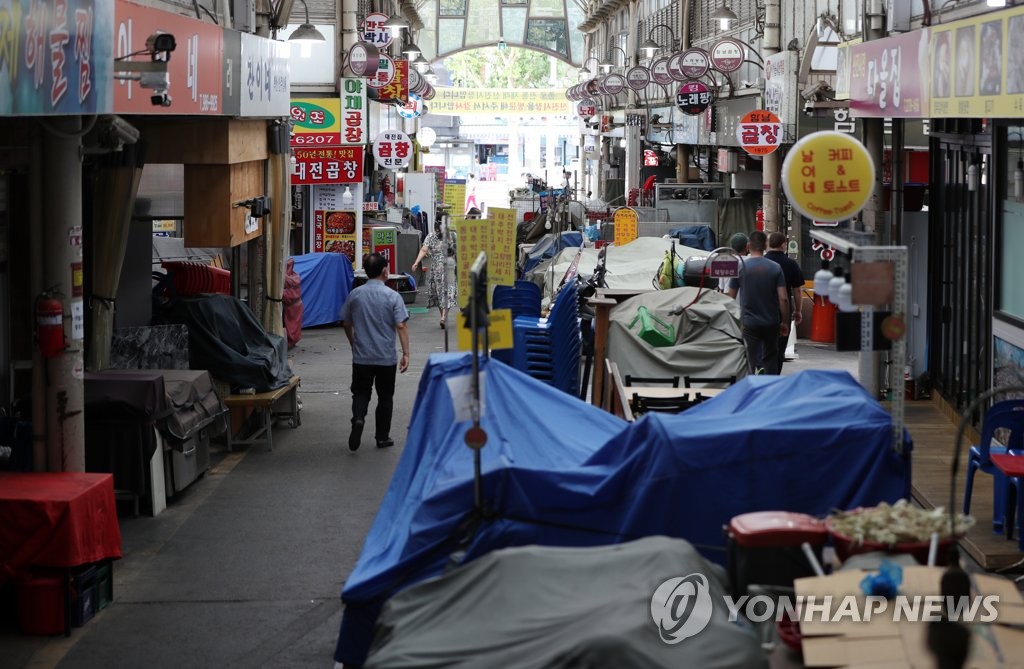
[412,220,458,328]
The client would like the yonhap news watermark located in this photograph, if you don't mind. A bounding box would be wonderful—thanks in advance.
[650,574,1003,644]
[722,593,1000,624]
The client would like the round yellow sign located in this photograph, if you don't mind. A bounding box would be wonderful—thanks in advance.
[781,131,875,223]
[613,207,639,246]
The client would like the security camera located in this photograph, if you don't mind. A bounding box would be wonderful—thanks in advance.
[145,32,176,60]
[151,92,172,107]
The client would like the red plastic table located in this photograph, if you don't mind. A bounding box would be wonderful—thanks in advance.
[0,472,123,585]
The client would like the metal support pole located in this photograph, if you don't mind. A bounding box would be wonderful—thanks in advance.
[41,117,86,472]
[761,0,781,234]
[858,0,887,398]
[30,128,46,471]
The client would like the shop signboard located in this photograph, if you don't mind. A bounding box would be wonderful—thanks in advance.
[339,78,367,145]
[431,88,569,115]
[651,57,673,86]
[290,98,341,146]
[370,226,397,273]
[577,99,597,118]
[710,38,745,73]
[376,58,408,104]
[425,165,446,203]
[675,81,713,115]
[347,41,379,78]
[488,207,517,287]
[622,66,647,90]
[848,29,927,118]
[666,53,687,82]
[361,12,393,49]
[367,54,395,89]
[781,131,874,223]
[114,0,223,114]
[680,49,711,79]
[613,207,638,246]
[929,5,1024,118]
[453,218,488,308]
[237,32,289,117]
[396,91,424,119]
[0,0,115,115]
[373,130,412,169]
[602,73,625,95]
[292,146,362,185]
[312,210,368,259]
[736,109,782,156]
[764,51,797,125]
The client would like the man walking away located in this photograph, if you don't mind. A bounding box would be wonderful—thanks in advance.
[726,231,789,375]
[765,232,805,374]
[341,253,410,451]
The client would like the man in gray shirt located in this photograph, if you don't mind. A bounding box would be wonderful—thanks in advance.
[341,253,410,451]
[726,231,790,375]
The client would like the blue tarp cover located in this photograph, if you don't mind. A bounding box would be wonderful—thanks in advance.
[334,355,911,665]
[521,231,584,275]
[290,253,354,328]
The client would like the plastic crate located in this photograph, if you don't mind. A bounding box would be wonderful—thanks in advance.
[95,561,113,611]
[628,306,676,347]
[70,565,97,627]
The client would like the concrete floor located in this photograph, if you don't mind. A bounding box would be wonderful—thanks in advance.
[0,307,860,669]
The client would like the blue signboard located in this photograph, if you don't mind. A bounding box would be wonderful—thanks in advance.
[0,0,114,115]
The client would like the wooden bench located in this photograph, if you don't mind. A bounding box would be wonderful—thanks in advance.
[224,375,301,451]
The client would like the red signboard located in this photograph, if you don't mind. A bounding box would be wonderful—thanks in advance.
[113,0,223,114]
[373,130,412,169]
[292,147,363,185]
[377,59,408,104]
[848,30,928,118]
[643,149,659,166]
[736,109,782,156]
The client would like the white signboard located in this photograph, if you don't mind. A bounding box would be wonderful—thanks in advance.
[672,112,699,144]
[765,51,797,126]
[340,77,368,145]
[239,33,290,117]
[362,12,393,48]
[373,131,413,169]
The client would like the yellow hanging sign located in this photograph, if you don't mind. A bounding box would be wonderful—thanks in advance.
[781,131,875,223]
[488,207,517,288]
[456,308,514,352]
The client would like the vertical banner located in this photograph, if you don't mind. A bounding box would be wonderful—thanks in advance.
[453,218,489,308]
[488,208,517,287]
[339,77,367,145]
[371,226,397,273]
[311,184,364,263]
[425,165,446,203]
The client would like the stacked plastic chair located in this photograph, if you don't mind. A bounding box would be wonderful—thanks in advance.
[491,281,543,366]
[161,261,231,296]
[509,282,581,395]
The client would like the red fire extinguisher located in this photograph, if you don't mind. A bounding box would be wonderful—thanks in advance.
[36,295,65,358]
[755,207,765,231]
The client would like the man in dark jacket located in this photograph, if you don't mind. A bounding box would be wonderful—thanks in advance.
[765,232,805,374]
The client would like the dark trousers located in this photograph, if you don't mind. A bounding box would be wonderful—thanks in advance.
[776,334,789,375]
[742,324,779,375]
[351,363,397,440]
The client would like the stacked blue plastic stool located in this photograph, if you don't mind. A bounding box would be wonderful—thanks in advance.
[491,281,543,366]
[510,282,581,395]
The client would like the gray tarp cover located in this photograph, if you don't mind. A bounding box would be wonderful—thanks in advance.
[524,237,707,296]
[607,287,747,382]
[365,536,766,669]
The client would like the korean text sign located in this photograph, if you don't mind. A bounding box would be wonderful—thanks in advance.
[114,0,223,114]
[339,78,367,145]
[290,98,341,146]
[0,0,115,115]
[613,208,639,246]
[373,131,412,169]
[292,147,362,185]
[848,29,927,118]
[736,109,781,156]
[781,131,874,223]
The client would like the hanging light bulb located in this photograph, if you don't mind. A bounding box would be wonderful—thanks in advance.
[619,138,627,148]
[341,185,354,207]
